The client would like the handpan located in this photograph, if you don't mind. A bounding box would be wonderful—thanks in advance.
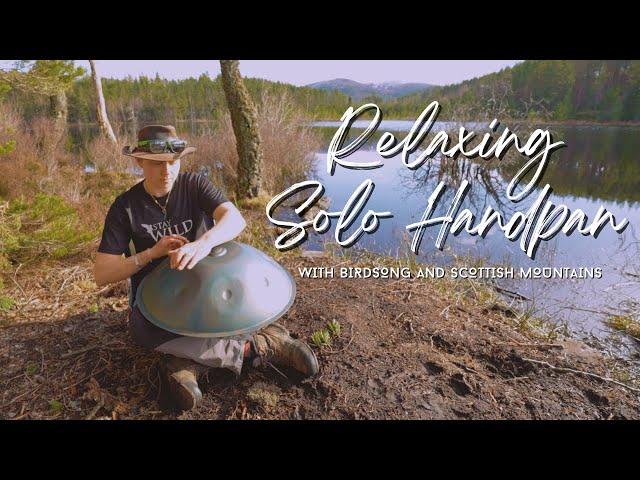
[136,241,296,337]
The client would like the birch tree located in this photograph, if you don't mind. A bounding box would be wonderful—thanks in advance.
[89,60,117,145]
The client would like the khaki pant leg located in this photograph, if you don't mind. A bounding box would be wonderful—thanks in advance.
[155,335,250,376]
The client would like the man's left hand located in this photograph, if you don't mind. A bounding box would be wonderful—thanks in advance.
[168,240,211,271]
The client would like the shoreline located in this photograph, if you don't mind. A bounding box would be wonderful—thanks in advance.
[67,118,640,129]
[312,117,640,128]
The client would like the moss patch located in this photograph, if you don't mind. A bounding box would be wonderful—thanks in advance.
[246,382,280,408]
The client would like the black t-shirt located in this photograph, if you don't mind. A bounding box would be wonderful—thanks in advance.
[98,172,229,302]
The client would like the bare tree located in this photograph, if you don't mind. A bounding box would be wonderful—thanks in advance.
[518,93,551,120]
[484,77,513,119]
[220,60,263,199]
[89,60,117,145]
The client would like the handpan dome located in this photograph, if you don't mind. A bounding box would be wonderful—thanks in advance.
[136,242,296,337]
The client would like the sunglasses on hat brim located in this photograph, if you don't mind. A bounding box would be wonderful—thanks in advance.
[136,138,188,154]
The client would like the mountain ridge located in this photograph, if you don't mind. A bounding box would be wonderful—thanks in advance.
[307,78,434,100]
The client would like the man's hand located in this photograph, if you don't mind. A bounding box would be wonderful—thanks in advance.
[168,239,211,270]
[150,235,189,260]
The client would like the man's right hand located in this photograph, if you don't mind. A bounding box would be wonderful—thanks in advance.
[94,235,190,288]
[149,235,189,260]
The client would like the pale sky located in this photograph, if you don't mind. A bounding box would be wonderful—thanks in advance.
[0,60,521,86]
[61,60,521,86]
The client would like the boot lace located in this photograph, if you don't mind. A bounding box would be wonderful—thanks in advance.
[250,337,289,380]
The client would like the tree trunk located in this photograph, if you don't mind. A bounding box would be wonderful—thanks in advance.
[44,90,68,176]
[89,60,117,145]
[126,103,138,140]
[50,89,67,127]
[220,60,263,199]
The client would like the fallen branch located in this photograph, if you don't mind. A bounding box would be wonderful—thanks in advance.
[491,284,531,302]
[95,285,112,296]
[522,357,640,394]
[1,385,42,409]
[563,305,617,316]
[12,263,27,298]
[498,341,564,349]
[85,399,105,420]
[63,365,109,391]
[59,341,127,359]
[60,345,100,359]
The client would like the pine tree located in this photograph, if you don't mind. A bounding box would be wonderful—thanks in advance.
[220,60,263,199]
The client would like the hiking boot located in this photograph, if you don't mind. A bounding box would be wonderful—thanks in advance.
[160,355,208,411]
[252,323,319,377]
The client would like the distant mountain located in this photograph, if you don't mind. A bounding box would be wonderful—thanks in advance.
[306,78,434,101]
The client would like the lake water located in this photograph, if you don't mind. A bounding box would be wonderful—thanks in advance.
[302,120,640,353]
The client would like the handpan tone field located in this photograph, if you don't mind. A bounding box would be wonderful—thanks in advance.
[136,242,296,337]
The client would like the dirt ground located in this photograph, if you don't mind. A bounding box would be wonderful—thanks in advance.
[1,251,639,420]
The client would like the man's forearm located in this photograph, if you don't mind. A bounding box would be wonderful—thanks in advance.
[198,212,246,251]
[94,248,154,287]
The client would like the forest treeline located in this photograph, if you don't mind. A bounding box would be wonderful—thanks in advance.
[2,74,352,124]
[2,60,640,123]
[384,60,640,122]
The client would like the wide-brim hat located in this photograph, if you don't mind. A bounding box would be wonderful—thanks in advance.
[123,124,196,162]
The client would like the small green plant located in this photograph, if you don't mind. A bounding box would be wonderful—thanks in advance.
[0,294,14,311]
[0,140,15,155]
[88,303,99,313]
[310,329,332,349]
[606,315,640,338]
[25,363,38,376]
[0,200,20,270]
[49,399,63,412]
[0,277,13,312]
[326,319,342,337]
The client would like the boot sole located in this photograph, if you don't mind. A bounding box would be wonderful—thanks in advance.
[295,340,319,376]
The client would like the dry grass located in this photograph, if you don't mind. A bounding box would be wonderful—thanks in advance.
[0,104,141,273]
[256,91,321,195]
[184,91,321,199]
[0,104,84,203]
[0,104,50,199]
[607,315,640,339]
[81,134,130,174]
[184,122,234,193]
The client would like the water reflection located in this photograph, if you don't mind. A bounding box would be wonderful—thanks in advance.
[72,120,640,349]
[307,122,640,349]
[313,123,640,205]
